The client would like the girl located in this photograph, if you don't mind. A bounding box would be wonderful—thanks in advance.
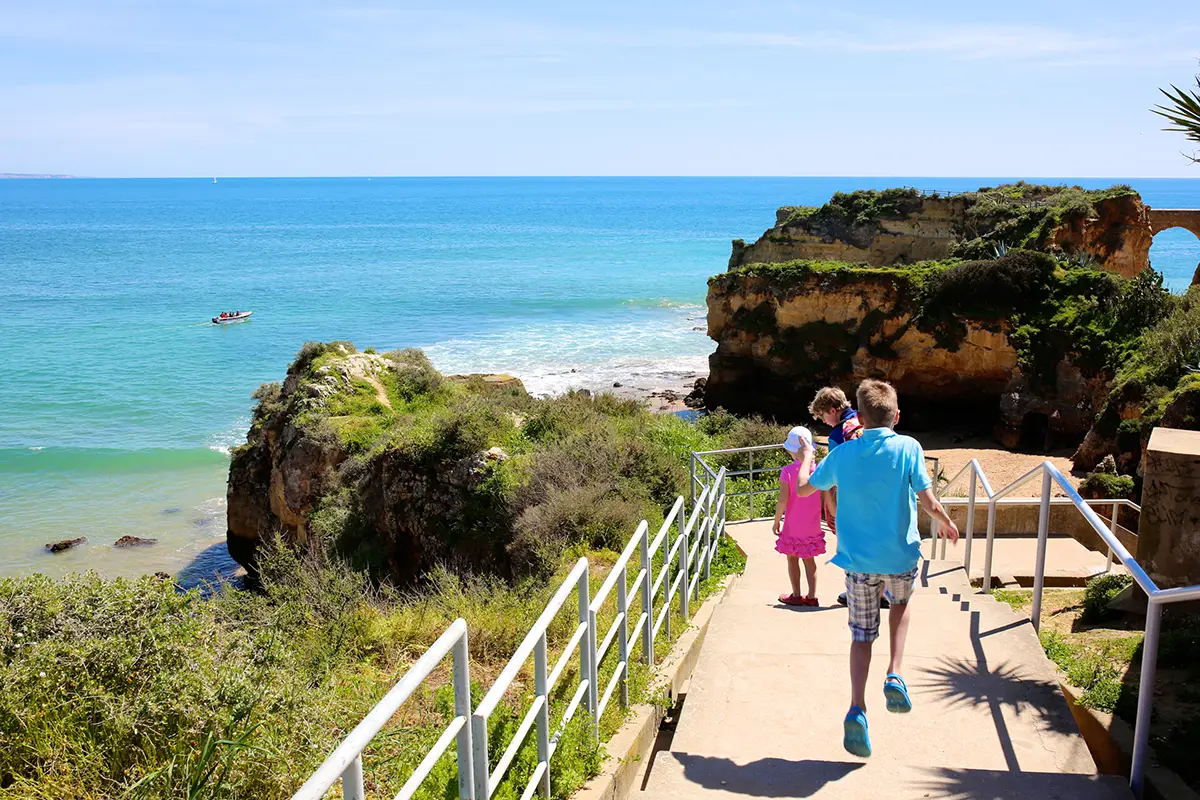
[771,426,826,606]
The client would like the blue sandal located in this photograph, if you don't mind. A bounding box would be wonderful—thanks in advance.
[842,706,871,757]
[884,673,912,713]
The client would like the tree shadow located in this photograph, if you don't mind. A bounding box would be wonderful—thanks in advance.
[909,766,1130,799]
[670,753,864,797]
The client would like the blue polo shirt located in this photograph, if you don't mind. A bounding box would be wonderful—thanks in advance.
[808,427,932,575]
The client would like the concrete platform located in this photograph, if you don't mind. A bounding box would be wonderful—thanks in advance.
[960,533,1127,588]
[640,520,1131,800]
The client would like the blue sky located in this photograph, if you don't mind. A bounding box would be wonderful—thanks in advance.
[3,1,1200,177]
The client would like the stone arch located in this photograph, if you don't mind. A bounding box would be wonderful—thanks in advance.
[1148,209,1200,285]
[1148,209,1200,239]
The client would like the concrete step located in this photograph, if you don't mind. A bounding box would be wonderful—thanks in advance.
[640,523,1132,800]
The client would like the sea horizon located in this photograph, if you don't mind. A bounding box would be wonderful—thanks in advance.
[3,175,1199,582]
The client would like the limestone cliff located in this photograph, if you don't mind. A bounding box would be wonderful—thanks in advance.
[704,251,1141,445]
[730,185,1154,278]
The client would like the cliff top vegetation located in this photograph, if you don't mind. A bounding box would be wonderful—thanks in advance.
[769,182,1138,259]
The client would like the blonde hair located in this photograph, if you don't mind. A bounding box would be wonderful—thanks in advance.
[856,379,899,428]
[808,386,851,417]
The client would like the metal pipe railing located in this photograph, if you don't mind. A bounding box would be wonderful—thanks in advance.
[296,461,730,800]
[955,458,1198,799]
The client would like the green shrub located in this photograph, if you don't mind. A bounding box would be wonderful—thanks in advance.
[1082,573,1134,622]
[1078,472,1135,500]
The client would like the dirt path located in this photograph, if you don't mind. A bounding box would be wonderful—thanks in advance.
[910,431,1082,497]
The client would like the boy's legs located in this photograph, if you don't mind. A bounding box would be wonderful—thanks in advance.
[881,569,919,675]
[845,573,883,708]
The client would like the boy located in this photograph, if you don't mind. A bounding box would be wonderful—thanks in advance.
[808,386,867,608]
[793,379,958,757]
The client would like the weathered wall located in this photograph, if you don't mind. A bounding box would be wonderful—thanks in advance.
[730,198,968,269]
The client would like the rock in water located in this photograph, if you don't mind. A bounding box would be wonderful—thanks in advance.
[114,536,158,548]
[47,537,86,553]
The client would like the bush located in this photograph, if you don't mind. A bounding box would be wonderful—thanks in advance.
[1081,573,1134,623]
[1078,472,1135,500]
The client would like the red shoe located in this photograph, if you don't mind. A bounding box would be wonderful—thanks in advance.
[779,593,806,606]
[802,596,820,607]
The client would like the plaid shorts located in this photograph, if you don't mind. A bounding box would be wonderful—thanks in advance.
[845,568,918,643]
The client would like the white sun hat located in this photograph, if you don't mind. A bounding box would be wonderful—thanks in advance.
[782,425,813,454]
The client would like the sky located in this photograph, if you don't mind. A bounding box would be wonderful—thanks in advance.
[2,0,1200,177]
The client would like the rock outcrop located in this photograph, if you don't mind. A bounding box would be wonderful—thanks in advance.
[729,186,1155,278]
[226,344,527,582]
[705,261,1110,439]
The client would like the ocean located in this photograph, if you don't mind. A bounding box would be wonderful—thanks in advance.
[2,177,1199,581]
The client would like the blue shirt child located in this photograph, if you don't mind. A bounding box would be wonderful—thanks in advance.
[808,428,932,575]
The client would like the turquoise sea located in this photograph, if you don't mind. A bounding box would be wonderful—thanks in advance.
[2,177,1199,580]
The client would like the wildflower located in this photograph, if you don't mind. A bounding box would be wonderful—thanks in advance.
[39,671,46,678]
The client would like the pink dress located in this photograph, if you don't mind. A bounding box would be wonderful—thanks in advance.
[776,461,826,559]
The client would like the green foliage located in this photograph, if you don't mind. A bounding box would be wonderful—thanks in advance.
[1039,629,1137,713]
[778,188,924,246]
[1152,79,1200,158]
[1078,472,1135,500]
[1081,573,1134,623]
[990,588,1031,613]
[951,183,1138,257]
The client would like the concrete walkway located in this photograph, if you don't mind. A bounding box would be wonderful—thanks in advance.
[641,520,1131,799]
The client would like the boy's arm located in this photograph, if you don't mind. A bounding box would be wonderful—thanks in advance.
[823,488,837,534]
[918,488,960,541]
[772,478,788,534]
[794,449,819,497]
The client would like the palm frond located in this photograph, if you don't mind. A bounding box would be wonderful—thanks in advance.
[1152,84,1200,144]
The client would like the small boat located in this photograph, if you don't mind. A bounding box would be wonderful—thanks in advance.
[212,311,252,325]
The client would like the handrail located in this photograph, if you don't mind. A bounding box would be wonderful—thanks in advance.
[296,455,731,800]
[950,456,1200,799]
[292,619,473,800]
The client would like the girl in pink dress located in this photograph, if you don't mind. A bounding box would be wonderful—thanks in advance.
[771,426,827,606]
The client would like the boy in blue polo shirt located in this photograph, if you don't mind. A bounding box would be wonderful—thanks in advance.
[793,379,958,758]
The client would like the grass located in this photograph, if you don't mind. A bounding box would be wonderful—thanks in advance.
[0,527,745,800]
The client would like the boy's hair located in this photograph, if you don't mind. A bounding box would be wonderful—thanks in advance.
[856,379,899,428]
[808,386,851,417]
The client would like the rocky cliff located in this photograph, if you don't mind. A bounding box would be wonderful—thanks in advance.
[705,250,1158,446]
[226,344,528,582]
[730,185,1154,278]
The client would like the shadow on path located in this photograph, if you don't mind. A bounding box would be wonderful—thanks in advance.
[910,766,1127,799]
[672,753,864,797]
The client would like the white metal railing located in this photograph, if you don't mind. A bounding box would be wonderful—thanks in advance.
[692,443,940,529]
[292,619,473,800]
[294,464,728,800]
[945,458,1200,799]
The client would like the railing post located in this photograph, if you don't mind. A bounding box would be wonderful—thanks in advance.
[534,633,551,798]
[471,711,489,800]
[578,565,598,737]
[680,514,690,624]
[1130,600,1163,799]
[982,500,997,593]
[703,511,712,583]
[689,453,696,508]
[341,756,365,800]
[747,450,755,521]
[720,471,727,539]
[1107,501,1119,574]
[618,564,629,709]
[1030,469,1052,633]
[667,507,679,642]
[453,629,475,800]
[641,529,653,666]
[964,467,977,578]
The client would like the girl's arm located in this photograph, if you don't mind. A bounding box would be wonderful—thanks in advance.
[772,478,787,534]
